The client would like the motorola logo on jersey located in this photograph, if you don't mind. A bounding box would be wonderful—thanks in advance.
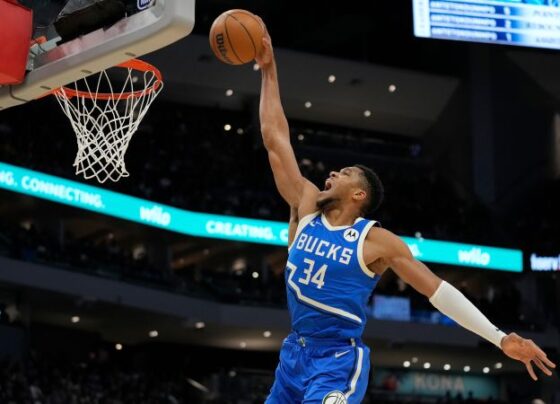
[295,233,353,265]
[343,228,359,242]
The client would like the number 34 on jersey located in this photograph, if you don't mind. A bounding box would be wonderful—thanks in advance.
[297,258,328,289]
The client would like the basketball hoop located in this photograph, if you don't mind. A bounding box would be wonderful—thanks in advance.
[53,59,163,183]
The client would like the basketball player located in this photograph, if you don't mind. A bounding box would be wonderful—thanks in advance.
[255,25,556,404]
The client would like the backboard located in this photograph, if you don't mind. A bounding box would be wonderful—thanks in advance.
[0,0,195,110]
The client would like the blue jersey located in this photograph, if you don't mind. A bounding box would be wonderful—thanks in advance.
[285,212,381,339]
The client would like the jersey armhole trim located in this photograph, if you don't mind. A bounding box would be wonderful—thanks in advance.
[357,220,377,278]
[288,211,320,251]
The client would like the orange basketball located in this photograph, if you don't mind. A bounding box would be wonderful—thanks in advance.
[209,9,265,65]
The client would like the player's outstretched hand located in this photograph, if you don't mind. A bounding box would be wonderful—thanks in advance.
[254,17,273,69]
[501,332,556,380]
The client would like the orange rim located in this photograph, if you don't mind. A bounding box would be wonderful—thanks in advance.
[55,59,163,100]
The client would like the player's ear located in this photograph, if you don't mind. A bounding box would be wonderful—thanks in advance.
[352,189,366,202]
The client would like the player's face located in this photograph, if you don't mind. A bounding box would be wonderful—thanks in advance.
[317,167,365,209]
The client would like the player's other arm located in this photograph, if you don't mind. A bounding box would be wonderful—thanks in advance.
[287,206,299,247]
[255,28,319,211]
[366,227,556,381]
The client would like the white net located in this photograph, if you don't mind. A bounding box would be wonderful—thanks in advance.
[53,60,163,183]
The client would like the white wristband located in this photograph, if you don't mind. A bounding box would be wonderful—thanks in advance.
[429,281,507,349]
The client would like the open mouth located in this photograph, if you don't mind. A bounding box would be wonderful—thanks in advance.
[324,180,332,191]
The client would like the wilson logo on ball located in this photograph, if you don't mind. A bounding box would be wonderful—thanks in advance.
[215,33,234,64]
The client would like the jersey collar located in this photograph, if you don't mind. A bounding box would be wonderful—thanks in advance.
[320,213,363,231]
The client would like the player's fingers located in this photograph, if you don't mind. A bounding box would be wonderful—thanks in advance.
[264,39,274,57]
[255,16,270,37]
[255,15,265,28]
[534,358,553,376]
[531,341,545,355]
[525,361,538,381]
[534,348,556,368]
[537,352,556,368]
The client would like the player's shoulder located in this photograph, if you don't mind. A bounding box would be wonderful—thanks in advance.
[365,225,395,241]
[365,225,410,255]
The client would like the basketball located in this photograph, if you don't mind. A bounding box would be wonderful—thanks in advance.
[209,9,264,65]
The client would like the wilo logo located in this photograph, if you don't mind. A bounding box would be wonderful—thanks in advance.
[137,0,153,10]
[139,205,171,226]
[458,248,490,266]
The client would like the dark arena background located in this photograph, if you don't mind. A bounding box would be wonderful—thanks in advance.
[0,0,559,403]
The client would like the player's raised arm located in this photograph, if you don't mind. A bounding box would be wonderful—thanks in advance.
[255,28,319,210]
[365,227,556,381]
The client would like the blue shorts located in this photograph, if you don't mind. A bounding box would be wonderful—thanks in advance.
[265,332,370,404]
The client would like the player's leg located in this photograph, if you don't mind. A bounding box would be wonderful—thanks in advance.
[302,344,371,404]
[265,338,305,404]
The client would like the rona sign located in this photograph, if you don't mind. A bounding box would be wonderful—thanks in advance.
[374,370,499,399]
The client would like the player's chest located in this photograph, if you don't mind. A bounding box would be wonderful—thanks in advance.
[287,227,363,292]
[290,227,360,267]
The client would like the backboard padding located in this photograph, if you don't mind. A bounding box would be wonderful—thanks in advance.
[0,0,194,110]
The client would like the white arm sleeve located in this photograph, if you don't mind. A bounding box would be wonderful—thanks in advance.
[429,281,507,349]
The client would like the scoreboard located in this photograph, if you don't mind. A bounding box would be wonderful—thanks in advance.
[413,0,560,50]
